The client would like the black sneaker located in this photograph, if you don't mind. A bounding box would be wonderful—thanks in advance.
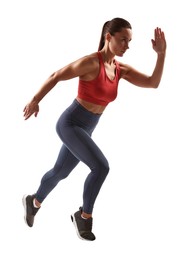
[71,207,96,241]
[22,194,40,227]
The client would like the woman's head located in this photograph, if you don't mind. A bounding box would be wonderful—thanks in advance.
[98,17,132,54]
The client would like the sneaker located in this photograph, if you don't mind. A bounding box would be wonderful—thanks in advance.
[22,194,40,227]
[71,207,96,241]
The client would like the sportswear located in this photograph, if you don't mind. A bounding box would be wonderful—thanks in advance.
[77,51,120,106]
[22,194,40,227]
[71,207,96,241]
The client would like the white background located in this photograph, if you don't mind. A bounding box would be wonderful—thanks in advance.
[1,0,191,259]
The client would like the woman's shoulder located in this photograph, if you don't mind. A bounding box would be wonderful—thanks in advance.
[80,52,99,64]
[75,52,100,73]
[117,61,132,76]
[74,52,100,80]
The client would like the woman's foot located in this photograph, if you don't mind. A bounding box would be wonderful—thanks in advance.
[71,207,96,241]
[22,194,40,227]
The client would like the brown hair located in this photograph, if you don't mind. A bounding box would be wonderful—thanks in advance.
[98,17,132,51]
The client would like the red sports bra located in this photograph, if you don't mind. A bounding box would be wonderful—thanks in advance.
[77,52,120,106]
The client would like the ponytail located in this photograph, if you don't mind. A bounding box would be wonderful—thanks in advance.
[98,21,110,51]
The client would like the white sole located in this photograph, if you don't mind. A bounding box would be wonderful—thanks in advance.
[22,194,28,225]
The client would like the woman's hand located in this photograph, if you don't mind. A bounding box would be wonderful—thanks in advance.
[151,27,166,54]
[23,99,39,120]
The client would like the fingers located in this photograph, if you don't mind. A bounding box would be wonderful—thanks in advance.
[23,103,39,120]
[34,111,39,117]
[152,27,166,53]
[155,27,165,40]
[155,27,161,39]
[23,107,32,120]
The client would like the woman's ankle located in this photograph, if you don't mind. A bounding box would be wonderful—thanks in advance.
[81,211,92,219]
[33,198,41,208]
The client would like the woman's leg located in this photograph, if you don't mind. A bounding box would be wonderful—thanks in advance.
[56,122,109,214]
[35,144,80,203]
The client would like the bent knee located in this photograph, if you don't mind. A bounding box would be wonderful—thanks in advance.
[94,159,110,177]
[103,162,110,175]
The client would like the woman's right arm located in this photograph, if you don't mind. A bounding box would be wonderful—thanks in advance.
[23,54,96,120]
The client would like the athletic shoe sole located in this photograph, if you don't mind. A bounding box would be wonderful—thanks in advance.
[22,194,28,226]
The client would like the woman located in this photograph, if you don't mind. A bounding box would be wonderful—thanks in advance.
[22,17,166,241]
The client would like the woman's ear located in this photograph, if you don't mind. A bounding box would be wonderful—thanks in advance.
[105,32,112,42]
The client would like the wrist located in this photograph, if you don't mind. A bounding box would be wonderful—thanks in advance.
[31,96,41,103]
[157,51,166,57]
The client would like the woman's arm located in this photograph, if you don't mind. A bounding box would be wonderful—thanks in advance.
[120,27,166,88]
[23,54,98,120]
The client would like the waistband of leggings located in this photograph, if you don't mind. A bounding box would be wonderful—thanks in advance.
[72,99,102,118]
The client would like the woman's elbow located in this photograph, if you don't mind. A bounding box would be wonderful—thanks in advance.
[148,77,160,89]
[152,83,159,89]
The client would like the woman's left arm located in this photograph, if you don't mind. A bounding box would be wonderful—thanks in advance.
[121,27,167,88]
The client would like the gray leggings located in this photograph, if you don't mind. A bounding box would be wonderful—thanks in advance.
[35,99,109,214]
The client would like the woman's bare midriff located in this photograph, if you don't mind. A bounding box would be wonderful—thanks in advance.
[76,97,106,114]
